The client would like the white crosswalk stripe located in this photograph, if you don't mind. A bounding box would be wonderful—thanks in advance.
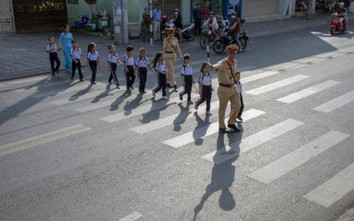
[303,163,354,208]
[101,93,199,123]
[130,101,220,134]
[51,87,124,105]
[277,80,341,103]
[31,82,105,98]
[313,90,354,113]
[245,74,310,95]
[201,119,304,164]
[163,109,265,148]
[75,89,152,113]
[248,131,350,184]
[118,211,142,221]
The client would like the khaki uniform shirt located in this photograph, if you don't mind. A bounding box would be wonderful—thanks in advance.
[214,57,238,86]
[162,36,180,58]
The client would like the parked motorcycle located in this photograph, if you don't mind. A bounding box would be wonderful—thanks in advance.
[330,11,348,35]
[160,19,195,41]
[212,29,249,54]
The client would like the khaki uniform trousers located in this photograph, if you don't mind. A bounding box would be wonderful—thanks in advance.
[165,55,177,86]
[217,86,241,128]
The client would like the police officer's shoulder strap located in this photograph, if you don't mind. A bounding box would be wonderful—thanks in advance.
[226,60,237,83]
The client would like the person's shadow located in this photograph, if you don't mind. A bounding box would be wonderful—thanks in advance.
[192,112,211,145]
[173,103,192,132]
[193,129,243,221]
[139,98,173,124]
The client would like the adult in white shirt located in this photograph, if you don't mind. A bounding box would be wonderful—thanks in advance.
[202,11,219,32]
[152,3,162,41]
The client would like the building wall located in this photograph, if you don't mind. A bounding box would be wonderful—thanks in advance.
[243,0,280,17]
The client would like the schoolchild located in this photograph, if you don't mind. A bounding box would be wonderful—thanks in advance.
[46,36,61,76]
[151,51,168,100]
[230,71,244,122]
[71,39,84,81]
[107,44,123,89]
[123,45,136,90]
[134,47,152,94]
[179,53,194,104]
[87,42,100,84]
[195,63,213,115]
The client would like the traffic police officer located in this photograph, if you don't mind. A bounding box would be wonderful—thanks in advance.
[209,44,241,133]
[162,27,183,89]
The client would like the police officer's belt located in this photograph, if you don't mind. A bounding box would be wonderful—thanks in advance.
[219,83,233,87]
[165,51,174,54]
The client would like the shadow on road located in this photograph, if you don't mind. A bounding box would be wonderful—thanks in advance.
[193,129,243,220]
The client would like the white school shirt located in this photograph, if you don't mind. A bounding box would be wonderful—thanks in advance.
[198,72,212,86]
[123,53,134,66]
[235,81,243,93]
[71,48,81,59]
[47,44,59,53]
[87,51,99,61]
[180,64,193,76]
[107,53,119,63]
[135,56,150,68]
[155,60,166,74]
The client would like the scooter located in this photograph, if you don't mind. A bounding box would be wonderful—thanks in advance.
[330,11,348,35]
[199,17,226,49]
[212,28,249,54]
[160,19,195,41]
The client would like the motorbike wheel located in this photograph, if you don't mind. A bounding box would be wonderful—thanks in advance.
[239,37,248,51]
[186,31,195,41]
[199,35,208,49]
[213,40,225,54]
[330,27,336,36]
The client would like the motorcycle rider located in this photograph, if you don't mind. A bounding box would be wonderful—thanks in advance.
[202,11,219,33]
[337,7,346,31]
[227,13,242,52]
[174,9,183,39]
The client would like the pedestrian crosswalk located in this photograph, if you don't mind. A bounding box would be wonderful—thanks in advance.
[4,55,354,209]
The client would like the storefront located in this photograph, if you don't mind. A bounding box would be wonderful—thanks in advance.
[242,0,280,17]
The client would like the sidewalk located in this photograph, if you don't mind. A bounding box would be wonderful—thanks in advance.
[0,12,353,81]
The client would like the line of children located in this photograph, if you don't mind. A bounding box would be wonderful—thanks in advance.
[107,44,123,89]
[46,40,244,118]
[71,39,84,82]
[195,63,213,115]
[87,42,100,84]
[46,36,61,76]
[151,51,168,100]
[179,53,194,105]
[123,45,136,90]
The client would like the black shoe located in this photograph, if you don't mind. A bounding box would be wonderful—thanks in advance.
[80,79,84,82]
[227,124,241,132]
[219,128,231,133]
[174,85,178,89]
[179,93,183,101]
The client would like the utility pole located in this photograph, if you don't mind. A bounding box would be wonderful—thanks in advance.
[113,0,128,45]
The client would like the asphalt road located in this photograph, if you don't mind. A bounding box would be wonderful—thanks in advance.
[0,22,354,221]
